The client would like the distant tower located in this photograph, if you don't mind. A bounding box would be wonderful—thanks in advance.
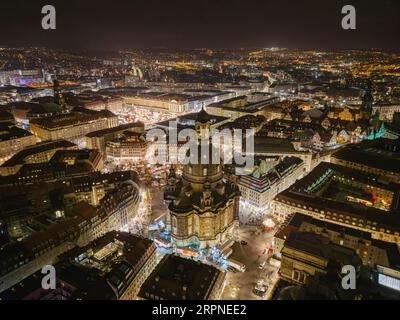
[164,165,179,205]
[362,81,373,120]
[195,107,211,139]
[164,108,240,249]
[53,79,66,109]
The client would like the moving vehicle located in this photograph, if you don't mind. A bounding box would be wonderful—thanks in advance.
[217,240,235,253]
[176,247,200,258]
[154,237,171,249]
[227,258,247,272]
[258,260,266,270]
[253,280,268,297]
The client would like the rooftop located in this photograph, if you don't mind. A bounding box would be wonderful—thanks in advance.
[332,138,400,174]
[275,162,400,231]
[0,123,33,142]
[138,255,222,300]
[85,122,144,138]
[1,140,76,167]
[276,212,400,268]
[30,109,116,129]
[284,231,362,267]
[253,136,297,154]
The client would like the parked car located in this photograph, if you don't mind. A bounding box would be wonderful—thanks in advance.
[253,280,268,297]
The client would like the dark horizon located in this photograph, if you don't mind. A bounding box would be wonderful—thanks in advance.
[0,0,399,51]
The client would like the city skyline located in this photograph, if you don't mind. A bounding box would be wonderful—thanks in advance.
[0,0,400,305]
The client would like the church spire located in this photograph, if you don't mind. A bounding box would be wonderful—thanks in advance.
[362,80,373,119]
[53,77,66,110]
[195,107,211,140]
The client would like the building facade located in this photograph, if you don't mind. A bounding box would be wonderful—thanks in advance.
[30,109,118,142]
[238,156,304,210]
[106,132,148,165]
[0,123,37,165]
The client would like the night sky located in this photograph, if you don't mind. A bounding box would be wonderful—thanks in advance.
[0,0,399,50]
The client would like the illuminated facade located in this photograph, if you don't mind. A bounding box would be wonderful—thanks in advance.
[0,140,77,176]
[274,212,400,269]
[122,93,190,113]
[238,156,304,210]
[85,122,144,157]
[0,123,37,165]
[0,232,161,300]
[106,132,148,165]
[30,109,118,142]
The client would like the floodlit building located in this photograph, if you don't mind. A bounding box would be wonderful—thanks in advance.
[0,122,37,165]
[30,108,118,142]
[66,93,124,113]
[372,104,400,122]
[85,122,144,157]
[0,148,103,185]
[0,140,77,176]
[238,156,304,211]
[106,132,148,165]
[121,92,191,113]
[0,172,140,292]
[164,109,240,249]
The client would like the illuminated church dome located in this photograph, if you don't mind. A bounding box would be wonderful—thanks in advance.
[164,108,240,249]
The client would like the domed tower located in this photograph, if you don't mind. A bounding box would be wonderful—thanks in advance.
[195,107,211,139]
[53,78,66,110]
[165,109,240,249]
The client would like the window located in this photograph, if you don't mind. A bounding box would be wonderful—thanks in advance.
[293,270,307,284]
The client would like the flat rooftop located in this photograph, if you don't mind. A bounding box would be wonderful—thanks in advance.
[30,109,115,129]
[284,231,361,266]
[85,122,144,138]
[332,138,400,174]
[1,140,76,167]
[0,123,33,142]
[253,136,297,154]
[138,255,222,300]
[154,111,229,130]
